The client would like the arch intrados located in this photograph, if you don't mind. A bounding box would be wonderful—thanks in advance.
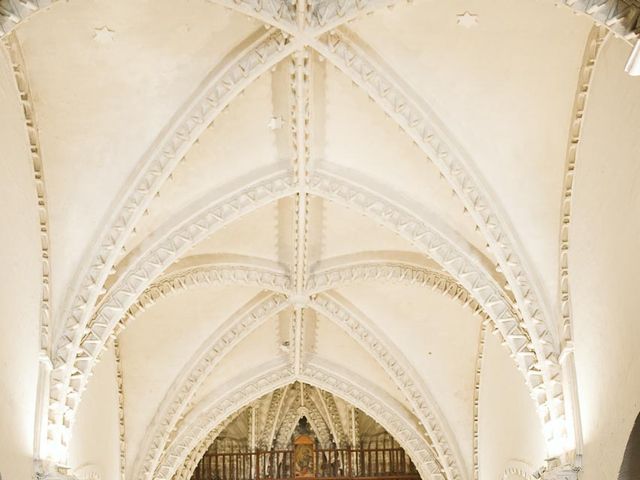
[130,291,290,480]
[53,167,531,461]
[155,359,443,480]
[129,264,468,480]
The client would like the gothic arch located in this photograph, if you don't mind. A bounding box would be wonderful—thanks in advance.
[311,31,559,383]
[306,168,556,427]
[308,292,465,480]
[33,4,577,459]
[47,167,295,456]
[152,360,445,480]
[131,287,464,480]
[45,29,296,457]
[49,166,556,463]
[131,292,291,480]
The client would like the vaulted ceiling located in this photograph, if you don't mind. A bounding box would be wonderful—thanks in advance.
[1,1,639,480]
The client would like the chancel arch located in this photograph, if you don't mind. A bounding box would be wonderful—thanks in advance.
[187,385,425,480]
[151,360,446,480]
[129,283,464,480]
[49,162,532,463]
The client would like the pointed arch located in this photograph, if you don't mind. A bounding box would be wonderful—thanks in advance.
[50,163,548,462]
[153,360,444,480]
[307,258,489,319]
[132,288,463,480]
[308,292,464,480]
[131,292,290,480]
[122,258,291,331]
[48,167,296,457]
[308,166,563,452]
[273,385,333,447]
[46,30,295,455]
[310,32,560,392]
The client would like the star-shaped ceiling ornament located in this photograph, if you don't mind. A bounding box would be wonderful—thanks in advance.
[93,26,114,44]
[456,11,478,28]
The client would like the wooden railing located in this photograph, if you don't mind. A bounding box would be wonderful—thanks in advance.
[191,446,419,480]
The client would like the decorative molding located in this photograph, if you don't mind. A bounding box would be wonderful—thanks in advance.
[310,386,342,447]
[206,0,295,33]
[306,169,551,410]
[291,41,312,297]
[42,7,575,465]
[120,261,291,332]
[305,0,403,34]
[132,293,290,480]
[301,394,333,446]
[48,168,296,455]
[299,359,443,480]
[349,406,360,447]
[309,293,461,480]
[0,0,53,37]
[273,385,332,447]
[471,322,487,480]
[154,362,296,480]
[52,163,550,476]
[312,30,560,385]
[559,25,608,345]
[47,30,295,458]
[319,388,348,445]
[113,339,126,480]
[304,0,640,41]
[289,12,312,372]
[309,142,563,452]
[557,24,608,459]
[3,32,52,352]
[260,384,290,448]
[171,413,240,480]
[154,360,444,480]
[1,0,639,43]
[307,261,489,320]
[554,0,640,41]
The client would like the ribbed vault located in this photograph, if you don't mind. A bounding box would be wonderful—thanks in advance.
[3,2,637,480]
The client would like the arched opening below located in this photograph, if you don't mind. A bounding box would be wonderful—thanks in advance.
[188,382,421,480]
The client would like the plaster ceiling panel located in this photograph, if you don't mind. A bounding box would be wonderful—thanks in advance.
[186,200,284,265]
[350,0,593,313]
[323,64,486,255]
[120,284,262,474]
[312,313,409,409]
[333,281,481,465]
[16,0,257,318]
[191,315,287,407]
[570,38,640,480]
[122,73,285,255]
[316,198,423,261]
